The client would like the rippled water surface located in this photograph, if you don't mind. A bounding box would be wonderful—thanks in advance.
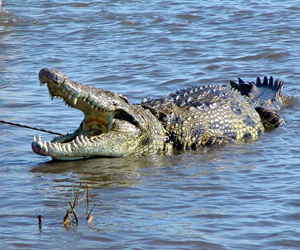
[1,1,300,249]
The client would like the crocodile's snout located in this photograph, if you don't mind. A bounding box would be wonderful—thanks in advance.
[39,68,65,85]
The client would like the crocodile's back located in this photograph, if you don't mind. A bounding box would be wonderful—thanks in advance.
[142,85,264,149]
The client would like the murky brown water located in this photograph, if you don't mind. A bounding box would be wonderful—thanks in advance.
[1,1,299,249]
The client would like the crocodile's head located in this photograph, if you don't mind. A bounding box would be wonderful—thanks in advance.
[32,68,165,160]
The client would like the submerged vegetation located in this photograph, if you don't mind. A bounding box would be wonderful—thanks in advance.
[38,183,95,230]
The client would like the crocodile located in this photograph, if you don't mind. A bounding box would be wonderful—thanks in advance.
[32,68,292,160]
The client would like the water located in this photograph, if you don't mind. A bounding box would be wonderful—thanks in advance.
[1,1,299,249]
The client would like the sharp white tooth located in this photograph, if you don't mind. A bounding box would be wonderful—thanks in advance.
[68,94,72,100]
[75,136,82,146]
[80,135,86,143]
[85,137,91,144]
[73,97,78,105]
[71,142,79,150]
[44,143,48,151]
[49,93,54,101]
[91,105,94,109]
[38,135,42,142]
[66,144,72,153]
[33,136,37,142]
[52,143,59,151]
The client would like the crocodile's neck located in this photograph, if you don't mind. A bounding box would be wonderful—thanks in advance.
[127,104,167,157]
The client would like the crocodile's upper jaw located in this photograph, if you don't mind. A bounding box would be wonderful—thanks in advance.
[32,68,142,160]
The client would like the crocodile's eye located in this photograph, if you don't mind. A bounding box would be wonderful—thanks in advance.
[118,94,130,104]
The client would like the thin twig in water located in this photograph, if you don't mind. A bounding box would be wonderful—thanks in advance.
[62,183,96,227]
[86,184,89,208]
[86,214,93,224]
[69,202,79,223]
[86,205,95,224]
[87,205,95,218]
[63,209,71,225]
[72,183,81,208]
[38,215,42,230]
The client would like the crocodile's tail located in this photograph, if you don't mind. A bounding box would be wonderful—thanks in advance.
[229,76,295,128]
[230,76,285,110]
[254,107,285,129]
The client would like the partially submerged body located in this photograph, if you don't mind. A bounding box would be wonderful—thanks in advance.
[32,68,293,160]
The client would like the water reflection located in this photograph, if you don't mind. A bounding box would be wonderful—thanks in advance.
[29,142,253,190]
[30,156,159,189]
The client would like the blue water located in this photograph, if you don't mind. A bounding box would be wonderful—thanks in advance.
[0,1,299,249]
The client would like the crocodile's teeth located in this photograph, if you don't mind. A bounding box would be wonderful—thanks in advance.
[66,144,72,153]
[75,136,83,146]
[43,142,48,151]
[73,97,78,105]
[71,142,79,150]
[38,135,42,142]
[80,135,85,142]
[49,92,54,101]
[33,135,37,142]
[80,135,88,144]
[52,143,60,151]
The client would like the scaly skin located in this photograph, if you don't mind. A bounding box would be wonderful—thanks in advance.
[32,68,288,160]
[32,68,166,160]
[141,84,264,150]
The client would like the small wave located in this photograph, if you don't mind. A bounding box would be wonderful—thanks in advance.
[234,52,291,61]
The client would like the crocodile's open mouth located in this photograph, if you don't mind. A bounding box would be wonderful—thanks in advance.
[31,68,140,160]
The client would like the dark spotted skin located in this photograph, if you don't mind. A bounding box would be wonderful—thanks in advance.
[142,84,264,150]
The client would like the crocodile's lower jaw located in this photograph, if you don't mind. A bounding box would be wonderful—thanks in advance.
[32,134,101,160]
[31,140,87,161]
